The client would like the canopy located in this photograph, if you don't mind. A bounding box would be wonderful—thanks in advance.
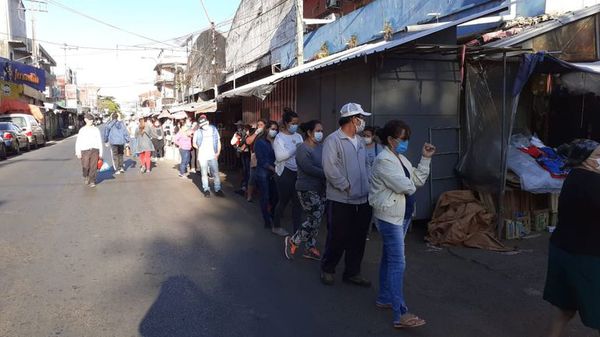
[157,110,171,119]
[0,98,30,113]
[28,104,44,122]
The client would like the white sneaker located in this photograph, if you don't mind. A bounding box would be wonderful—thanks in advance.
[115,170,121,175]
[271,227,289,237]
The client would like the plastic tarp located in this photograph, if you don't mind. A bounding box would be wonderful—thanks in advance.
[457,61,520,193]
[0,98,30,113]
[506,146,564,193]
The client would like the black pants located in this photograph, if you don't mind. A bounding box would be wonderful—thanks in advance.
[189,148,198,171]
[151,139,164,158]
[111,145,124,170]
[321,200,372,278]
[240,151,250,189]
[273,168,302,231]
[81,149,99,183]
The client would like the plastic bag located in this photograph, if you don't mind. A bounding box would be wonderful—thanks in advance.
[99,161,111,172]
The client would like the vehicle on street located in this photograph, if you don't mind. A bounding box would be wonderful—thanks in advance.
[0,113,46,148]
[0,135,6,160]
[0,122,30,154]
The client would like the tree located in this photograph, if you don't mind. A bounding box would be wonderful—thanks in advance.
[97,96,121,116]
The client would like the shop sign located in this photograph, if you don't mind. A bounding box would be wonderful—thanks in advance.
[0,57,46,92]
[0,80,23,99]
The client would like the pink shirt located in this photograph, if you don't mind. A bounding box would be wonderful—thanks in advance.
[175,132,192,150]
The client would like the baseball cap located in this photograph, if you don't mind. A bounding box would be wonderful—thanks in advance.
[234,120,244,125]
[198,116,209,127]
[340,103,371,118]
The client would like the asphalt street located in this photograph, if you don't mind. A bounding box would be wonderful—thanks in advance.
[0,137,593,337]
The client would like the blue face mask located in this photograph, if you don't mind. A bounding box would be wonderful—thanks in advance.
[288,124,298,133]
[395,139,409,154]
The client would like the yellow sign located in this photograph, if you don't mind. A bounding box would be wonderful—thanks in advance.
[0,80,24,99]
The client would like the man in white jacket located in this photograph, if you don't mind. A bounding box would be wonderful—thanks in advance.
[75,114,104,187]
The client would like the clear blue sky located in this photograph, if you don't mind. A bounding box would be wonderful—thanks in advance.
[33,0,241,102]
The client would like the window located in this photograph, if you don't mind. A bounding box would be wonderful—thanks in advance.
[0,116,26,128]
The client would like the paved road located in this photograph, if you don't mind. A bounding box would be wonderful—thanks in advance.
[0,137,593,337]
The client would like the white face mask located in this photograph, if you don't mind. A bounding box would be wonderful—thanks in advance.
[363,136,373,145]
[255,127,264,135]
[355,118,365,134]
[268,129,278,138]
[201,124,209,130]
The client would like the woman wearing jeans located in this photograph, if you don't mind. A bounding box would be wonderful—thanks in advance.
[369,120,435,329]
[255,121,279,229]
[174,125,192,177]
[284,120,326,261]
[272,108,303,237]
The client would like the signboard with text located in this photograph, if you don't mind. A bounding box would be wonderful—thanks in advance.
[0,80,24,99]
[0,57,46,92]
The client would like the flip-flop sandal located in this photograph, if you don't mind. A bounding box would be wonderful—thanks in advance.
[394,314,426,329]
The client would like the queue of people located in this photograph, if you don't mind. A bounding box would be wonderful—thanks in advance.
[225,102,437,329]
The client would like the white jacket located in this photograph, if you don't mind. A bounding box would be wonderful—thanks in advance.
[75,125,103,158]
[369,146,431,225]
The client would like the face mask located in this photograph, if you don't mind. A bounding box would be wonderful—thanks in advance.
[395,139,409,154]
[355,118,365,134]
[201,124,209,130]
[288,124,298,133]
[268,129,278,138]
[255,127,264,135]
[363,136,373,145]
[314,131,323,142]
[185,122,191,127]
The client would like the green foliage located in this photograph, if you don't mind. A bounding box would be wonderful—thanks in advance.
[97,96,120,115]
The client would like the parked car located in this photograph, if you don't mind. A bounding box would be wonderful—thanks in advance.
[0,135,6,160]
[0,122,30,154]
[0,113,46,148]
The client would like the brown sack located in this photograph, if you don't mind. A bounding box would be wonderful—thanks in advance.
[426,190,509,251]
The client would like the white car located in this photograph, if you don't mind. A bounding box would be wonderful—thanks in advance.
[0,113,46,148]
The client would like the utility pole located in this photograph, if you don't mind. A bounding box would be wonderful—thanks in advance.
[23,0,48,67]
[211,21,218,97]
[295,0,304,66]
[61,44,78,84]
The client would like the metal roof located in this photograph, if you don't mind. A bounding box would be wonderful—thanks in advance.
[218,3,509,100]
[486,4,600,48]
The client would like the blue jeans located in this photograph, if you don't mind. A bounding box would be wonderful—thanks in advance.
[199,158,221,192]
[376,218,411,322]
[256,167,278,227]
[179,149,191,175]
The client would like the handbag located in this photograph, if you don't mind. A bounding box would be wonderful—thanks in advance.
[125,145,131,157]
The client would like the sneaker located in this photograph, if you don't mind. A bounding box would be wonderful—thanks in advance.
[84,177,89,185]
[271,227,289,237]
[320,272,335,286]
[190,168,196,173]
[115,170,121,175]
[302,247,322,261]
[202,190,211,198]
[119,168,125,173]
[343,275,372,288]
[284,236,297,260]
[140,166,146,173]
[89,183,96,188]
[215,190,225,198]
[178,173,184,178]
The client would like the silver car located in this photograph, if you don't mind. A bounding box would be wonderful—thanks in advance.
[0,113,46,148]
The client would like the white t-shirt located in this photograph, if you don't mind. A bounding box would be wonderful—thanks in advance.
[273,132,303,175]
[197,126,216,161]
[349,135,359,150]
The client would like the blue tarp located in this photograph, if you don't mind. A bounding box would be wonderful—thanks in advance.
[0,57,46,92]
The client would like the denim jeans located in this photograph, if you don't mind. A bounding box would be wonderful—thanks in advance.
[179,149,191,175]
[376,218,411,322]
[256,167,278,227]
[199,158,221,192]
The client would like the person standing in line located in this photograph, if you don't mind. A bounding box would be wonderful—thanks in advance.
[544,139,600,337]
[320,102,373,287]
[244,120,266,202]
[174,124,193,178]
[231,120,250,196]
[103,113,130,174]
[75,113,104,188]
[193,115,224,198]
[284,120,326,261]
[370,120,435,329]
[255,121,279,229]
[134,118,155,174]
[149,119,165,162]
[363,126,382,179]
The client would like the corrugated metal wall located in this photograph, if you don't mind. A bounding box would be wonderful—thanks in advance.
[241,77,297,124]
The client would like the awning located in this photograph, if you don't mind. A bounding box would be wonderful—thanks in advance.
[170,111,188,119]
[28,104,44,122]
[157,110,171,118]
[0,98,30,113]
[217,3,509,101]
[169,100,217,113]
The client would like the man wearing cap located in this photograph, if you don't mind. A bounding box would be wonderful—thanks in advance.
[193,115,224,198]
[320,102,373,287]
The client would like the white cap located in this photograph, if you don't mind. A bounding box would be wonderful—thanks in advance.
[340,102,371,118]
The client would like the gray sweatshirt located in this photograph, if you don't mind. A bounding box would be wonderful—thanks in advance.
[322,129,369,205]
[295,142,325,192]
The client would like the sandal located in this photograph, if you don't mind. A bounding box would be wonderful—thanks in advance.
[394,313,426,329]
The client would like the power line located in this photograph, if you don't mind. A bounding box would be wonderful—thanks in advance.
[199,0,212,23]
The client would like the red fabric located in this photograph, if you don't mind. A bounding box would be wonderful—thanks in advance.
[519,146,544,158]
[0,98,30,113]
[139,151,151,170]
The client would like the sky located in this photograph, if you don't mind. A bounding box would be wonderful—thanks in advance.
[31,0,241,105]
